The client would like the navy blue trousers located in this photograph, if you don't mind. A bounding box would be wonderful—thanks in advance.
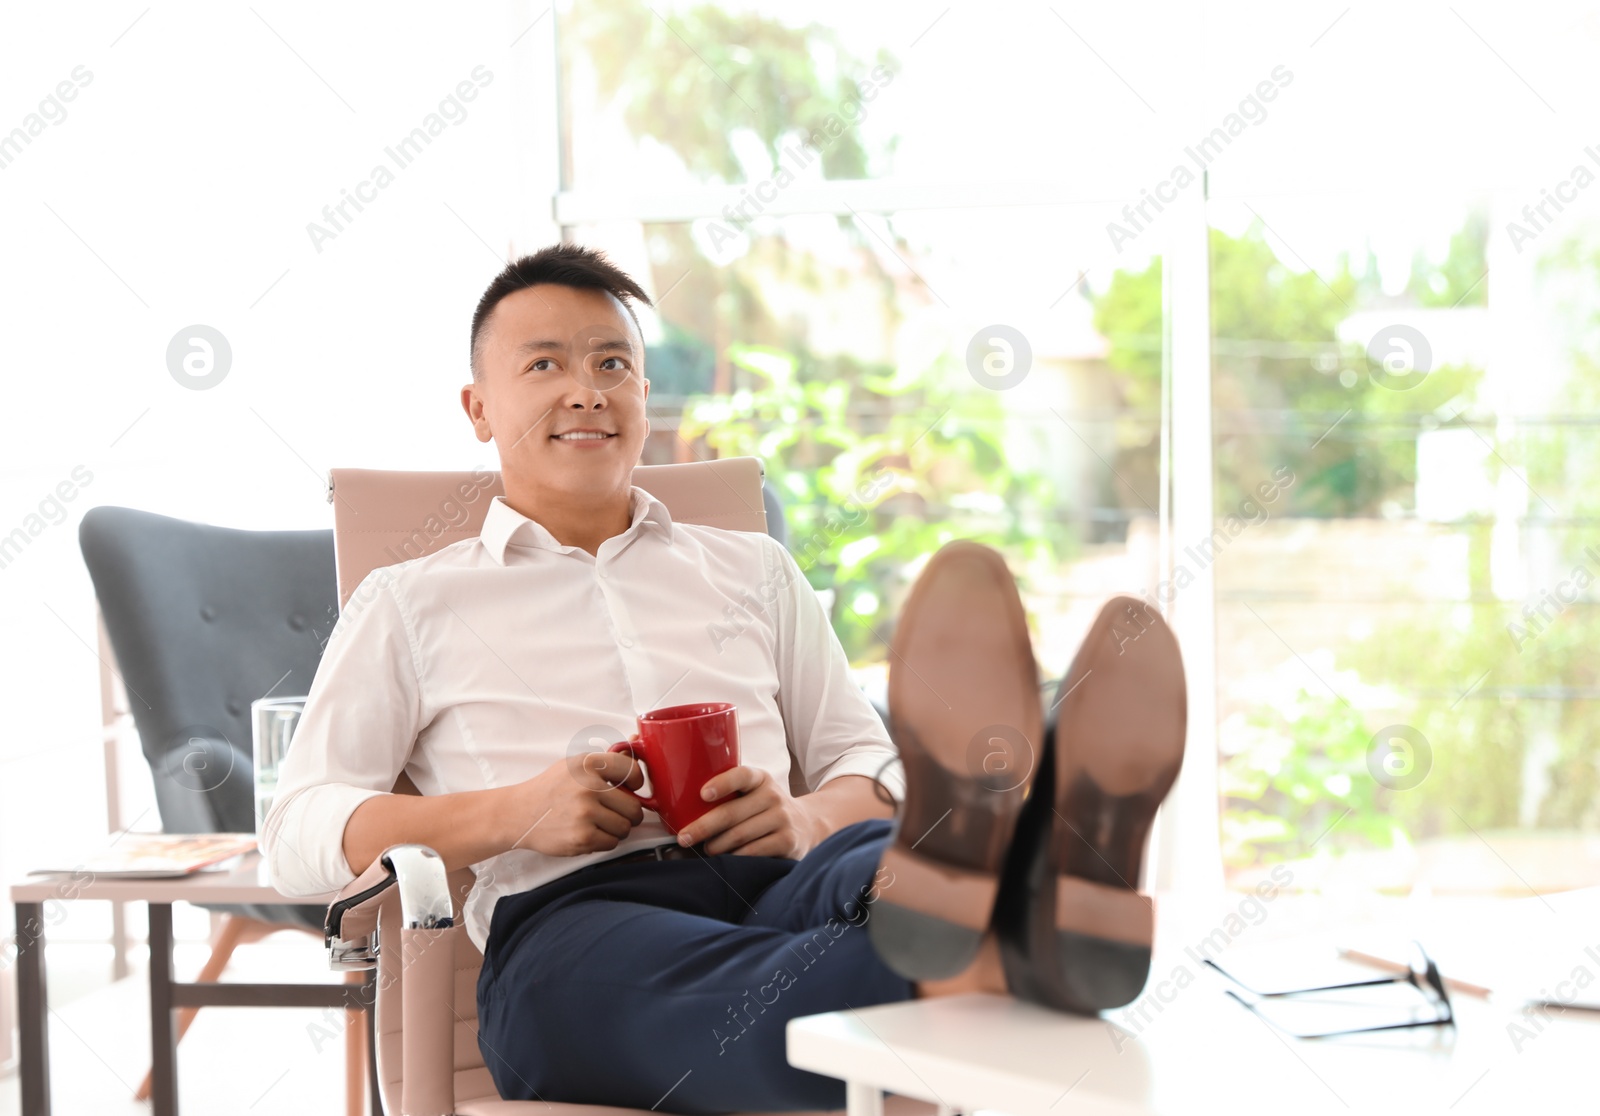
[476,818,915,1114]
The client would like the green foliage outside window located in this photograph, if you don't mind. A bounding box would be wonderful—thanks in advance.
[677,343,1072,663]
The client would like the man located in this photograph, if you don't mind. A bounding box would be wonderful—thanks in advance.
[263,244,1186,1113]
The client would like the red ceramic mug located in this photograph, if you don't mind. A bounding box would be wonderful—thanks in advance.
[608,702,740,835]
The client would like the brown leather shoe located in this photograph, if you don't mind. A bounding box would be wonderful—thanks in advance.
[868,541,1043,981]
[994,595,1186,1012]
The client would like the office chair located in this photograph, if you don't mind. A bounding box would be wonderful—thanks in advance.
[79,506,368,1116]
[317,458,933,1116]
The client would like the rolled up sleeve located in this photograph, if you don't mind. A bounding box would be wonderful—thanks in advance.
[260,569,421,896]
[767,536,905,802]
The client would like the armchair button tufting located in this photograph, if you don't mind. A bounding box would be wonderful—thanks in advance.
[200,605,217,621]
[288,613,306,631]
[226,699,242,716]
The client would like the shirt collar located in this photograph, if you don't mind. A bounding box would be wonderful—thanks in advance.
[478,487,673,565]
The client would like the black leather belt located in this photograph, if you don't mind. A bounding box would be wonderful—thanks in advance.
[598,842,702,868]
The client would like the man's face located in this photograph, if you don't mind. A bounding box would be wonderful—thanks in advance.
[462,283,650,503]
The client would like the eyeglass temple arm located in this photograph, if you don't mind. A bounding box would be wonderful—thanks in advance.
[1204,958,1409,998]
[1223,990,1455,1038]
[1271,1011,1455,1039]
[1255,974,1410,997]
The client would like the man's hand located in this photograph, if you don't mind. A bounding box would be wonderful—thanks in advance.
[501,752,647,857]
[677,765,820,858]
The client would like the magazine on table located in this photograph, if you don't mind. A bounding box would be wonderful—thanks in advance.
[27,834,258,879]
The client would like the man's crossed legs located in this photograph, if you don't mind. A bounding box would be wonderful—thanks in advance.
[478,542,1187,1113]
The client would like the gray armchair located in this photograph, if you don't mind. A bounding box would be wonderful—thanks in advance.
[79,505,366,1115]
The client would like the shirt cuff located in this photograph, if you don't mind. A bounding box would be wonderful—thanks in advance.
[261,783,388,896]
[813,749,905,804]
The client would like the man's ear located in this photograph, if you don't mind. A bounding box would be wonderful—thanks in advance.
[461,382,494,444]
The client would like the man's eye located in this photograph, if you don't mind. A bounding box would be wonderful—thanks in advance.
[529,359,556,372]
[597,357,628,371]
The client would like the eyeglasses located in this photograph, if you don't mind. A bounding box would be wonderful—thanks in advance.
[1206,940,1454,1039]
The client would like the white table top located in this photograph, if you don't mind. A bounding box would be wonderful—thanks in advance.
[788,987,1600,1116]
[787,894,1600,1116]
[9,851,335,906]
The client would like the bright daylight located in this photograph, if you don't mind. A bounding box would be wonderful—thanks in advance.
[2,3,1599,1115]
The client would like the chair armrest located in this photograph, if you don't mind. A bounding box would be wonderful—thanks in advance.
[322,845,462,1115]
[324,844,453,970]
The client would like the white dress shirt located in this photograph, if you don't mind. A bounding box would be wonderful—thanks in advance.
[262,487,904,952]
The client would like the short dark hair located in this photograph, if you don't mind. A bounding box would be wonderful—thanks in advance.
[469,243,653,379]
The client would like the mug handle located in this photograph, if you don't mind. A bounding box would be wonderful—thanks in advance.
[607,737,659,812]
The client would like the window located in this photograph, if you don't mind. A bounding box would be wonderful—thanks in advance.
[556,1,1600,899]
[556,0,1180,787]
[1208,189,1600,895]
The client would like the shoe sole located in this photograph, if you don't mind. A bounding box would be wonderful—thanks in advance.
[869,541,1042,982]
[999,595,1185,1012]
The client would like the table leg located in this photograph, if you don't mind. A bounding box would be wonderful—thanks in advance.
[845,1080,883,1116]
[110,900,129,981]
[148,903,178,1116]
[15,902,50,1116]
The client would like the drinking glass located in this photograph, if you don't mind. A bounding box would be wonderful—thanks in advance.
[252,696,307,833]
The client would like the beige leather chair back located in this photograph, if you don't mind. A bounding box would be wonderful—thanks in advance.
[327,457,768,609]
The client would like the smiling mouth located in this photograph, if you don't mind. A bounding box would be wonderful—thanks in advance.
[552,431,616,442]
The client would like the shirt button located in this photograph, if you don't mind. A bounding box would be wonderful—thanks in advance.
[619,636,634,648]
[598,568,608,579]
